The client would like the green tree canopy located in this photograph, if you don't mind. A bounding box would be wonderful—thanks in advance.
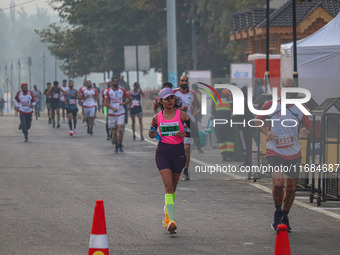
[37,0,266,78]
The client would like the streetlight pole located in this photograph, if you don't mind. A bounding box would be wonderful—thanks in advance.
[10,62,13,110]
[55,57,57,81]
[292,0,298,84]
[5,63,8,113]
[43,53,46,111]
[18,59,21,90]
[28,57,32,90]
[166,0,178,88]
[265,0,270,93]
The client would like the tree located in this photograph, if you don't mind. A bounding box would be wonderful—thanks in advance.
[37,0,266,78]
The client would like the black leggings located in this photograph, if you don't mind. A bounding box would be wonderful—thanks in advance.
[20,113,32,138]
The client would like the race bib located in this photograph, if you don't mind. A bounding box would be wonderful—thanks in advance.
[131,100,140,107]
[275,134,294,149]
[69,99,76,105]
[53,93,59,99]
[160,122,179,136]
[22,100,30,106]
[111,98,121,103]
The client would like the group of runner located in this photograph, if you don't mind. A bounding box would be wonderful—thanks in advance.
[13,75,312,236]
[16,77,145,148]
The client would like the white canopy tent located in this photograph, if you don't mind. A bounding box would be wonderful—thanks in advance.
[281,12,340,104]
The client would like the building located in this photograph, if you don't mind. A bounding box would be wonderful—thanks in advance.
[229,0,340,61]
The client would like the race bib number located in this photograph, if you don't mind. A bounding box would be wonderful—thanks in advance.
[111,98,121,103]
[160,122,179,136]
[131,100,140,107]
[53,93,59,99]
[69,99,76,105]
[275,135,294,149]
[22,100,30,106]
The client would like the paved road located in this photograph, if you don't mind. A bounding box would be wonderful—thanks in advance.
[0,116,339,255]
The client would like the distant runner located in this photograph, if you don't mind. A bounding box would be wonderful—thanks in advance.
[65,80,79,136]
[15,83,36,142]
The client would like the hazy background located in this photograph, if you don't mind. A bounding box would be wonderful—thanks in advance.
[0,0,159,104]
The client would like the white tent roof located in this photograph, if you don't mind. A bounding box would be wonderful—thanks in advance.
[280,12,340,104]
[281,12,340,53]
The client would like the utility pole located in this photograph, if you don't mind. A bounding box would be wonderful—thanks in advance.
[191,1,197,70]
[55,57,57,81]
[265,0,270,93]
[28,57,32,90]
[43,53,46,111]
[5,63,9,113]
[292,0,298,85]
[166,0,178,88]
[18,59,21,90]
[10,62,13,109]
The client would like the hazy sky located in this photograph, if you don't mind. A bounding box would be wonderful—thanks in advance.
[0,0,55,15]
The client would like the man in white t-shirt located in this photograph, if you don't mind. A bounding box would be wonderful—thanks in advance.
[174,75,201,181]
[105,77,132,153]
[15,83,36,142]
[81,80,98,134]
[255,78,312,232]
[60,79,69,123]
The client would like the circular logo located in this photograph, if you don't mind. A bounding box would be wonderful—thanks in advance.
[93,252,105,255]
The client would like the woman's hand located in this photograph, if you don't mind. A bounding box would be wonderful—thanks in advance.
[149,129,156,138]
[175,131,187,138]
[265,130,276,141]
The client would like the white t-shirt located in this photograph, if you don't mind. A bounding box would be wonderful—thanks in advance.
[15,90,36,114]
[257,100,312,160]
[173,88,197,122]
[82,88,98,108]
[105,87,129,116]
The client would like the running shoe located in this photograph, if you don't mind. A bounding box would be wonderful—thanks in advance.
[271,210,283,231]
[57,124,60,129]
[119,144,124,153]
[182,168,190,181]
[24,136,28,142]
[69,131,74,136]
[162,205,169,229]
[282,216,292,232]
[73,129,76,135]
[48,118,52,125]
[140,135,144,141]
[114,146,119,153]
[167,221,177,234]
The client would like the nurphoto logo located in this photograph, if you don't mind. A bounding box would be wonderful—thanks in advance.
[198,83,312,128]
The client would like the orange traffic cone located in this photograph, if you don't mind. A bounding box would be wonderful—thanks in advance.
[274,224,291,255]
[88,200,109,255]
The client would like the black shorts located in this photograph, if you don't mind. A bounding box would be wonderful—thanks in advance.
[60,102,66,109]
[66,108,78,117]
[266,156,301,178]
[155,142,186,174]
[51,101,60,110]
[130,106,142,116]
